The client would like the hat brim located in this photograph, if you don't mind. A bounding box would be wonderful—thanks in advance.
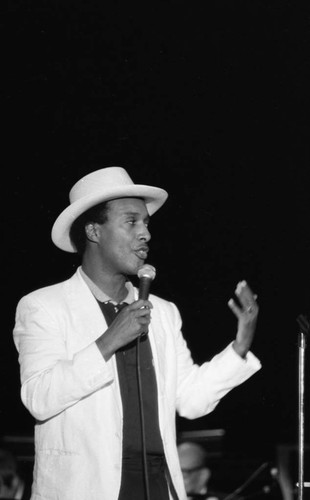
[51,184,168,252]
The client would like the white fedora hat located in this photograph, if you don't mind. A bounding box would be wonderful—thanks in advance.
[51,166,168,253]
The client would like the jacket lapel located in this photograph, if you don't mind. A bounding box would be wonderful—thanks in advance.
[64,269,123,417]
[65,269,108,346]
[148,307,167,400]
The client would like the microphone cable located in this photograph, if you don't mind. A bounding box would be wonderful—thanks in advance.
[136,263,156,500]
[136,334,151,500]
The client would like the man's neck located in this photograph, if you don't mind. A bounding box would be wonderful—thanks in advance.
[81,264,128,303]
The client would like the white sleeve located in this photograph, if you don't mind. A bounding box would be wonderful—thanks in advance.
[13,295,114,421]
[170,303,262,419]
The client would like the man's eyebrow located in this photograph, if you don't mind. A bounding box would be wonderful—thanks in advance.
[123,211,150,221]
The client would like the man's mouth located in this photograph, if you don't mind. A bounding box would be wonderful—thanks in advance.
[135,247,149,260]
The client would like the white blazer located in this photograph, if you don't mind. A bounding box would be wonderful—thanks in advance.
[13,268,261,500]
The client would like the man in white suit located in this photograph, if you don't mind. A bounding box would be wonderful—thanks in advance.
[13,167,261,500]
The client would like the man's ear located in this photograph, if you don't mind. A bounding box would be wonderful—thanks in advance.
[85,223,99,244]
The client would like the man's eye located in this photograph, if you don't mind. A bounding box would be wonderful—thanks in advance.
[127,219,136,225]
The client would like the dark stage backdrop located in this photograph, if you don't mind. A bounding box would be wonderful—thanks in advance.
[3,0,310,473]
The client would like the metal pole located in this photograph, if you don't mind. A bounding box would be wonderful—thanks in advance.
[297,331,306,500]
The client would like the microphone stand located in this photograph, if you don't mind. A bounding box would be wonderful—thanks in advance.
[222,462,269,500]
[296,314,310,500]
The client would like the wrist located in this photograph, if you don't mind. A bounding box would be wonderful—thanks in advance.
[232,340,249,359]
[96,331,118,361]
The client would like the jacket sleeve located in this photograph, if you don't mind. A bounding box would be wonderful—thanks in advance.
[169,302,262,419]
[13,294,114,421]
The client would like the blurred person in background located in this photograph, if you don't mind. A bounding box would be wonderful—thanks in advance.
[177,441,226,500]
[0,449,31,500]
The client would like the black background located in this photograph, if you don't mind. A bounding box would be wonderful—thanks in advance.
[3,0,310,473]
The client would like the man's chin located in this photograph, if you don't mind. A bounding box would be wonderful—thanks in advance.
[125,261,145,277]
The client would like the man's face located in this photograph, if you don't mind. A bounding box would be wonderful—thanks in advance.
[95,197,151,276]
[178,443,211,495]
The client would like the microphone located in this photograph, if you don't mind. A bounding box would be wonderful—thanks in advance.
[137,264,156,300]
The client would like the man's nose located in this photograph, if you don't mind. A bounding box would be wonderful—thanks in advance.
[138,224,151,241]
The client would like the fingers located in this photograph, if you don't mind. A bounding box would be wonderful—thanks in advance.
[236,280,257,310]
[117,299,152,327]
[126,300,152,322]
[227,297,242,318]
[129,299,153,311]
[228,280,259,319]
[107,300,152,347]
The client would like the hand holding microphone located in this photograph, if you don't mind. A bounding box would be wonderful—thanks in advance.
[97,265,156,358]
[113,264,156,342]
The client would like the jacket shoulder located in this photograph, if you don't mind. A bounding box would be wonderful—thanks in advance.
[148,292,182,322]
[16,271,81,308]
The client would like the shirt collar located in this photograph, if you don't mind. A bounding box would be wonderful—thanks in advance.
[79,266,135,304]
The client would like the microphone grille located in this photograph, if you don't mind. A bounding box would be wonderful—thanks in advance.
[137,264,156,281]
